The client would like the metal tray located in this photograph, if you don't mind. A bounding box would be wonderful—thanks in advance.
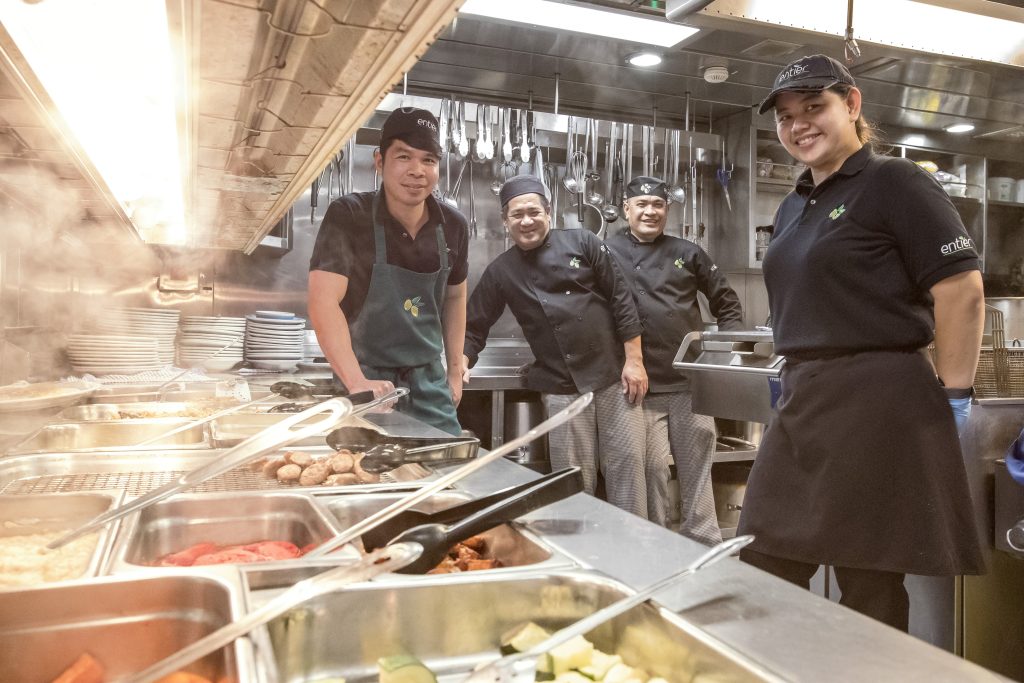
[107,491,344,573]
[0,566,255,682]
[0,449,438,498]
[8,418,209,454]
[322,491,571,576]
[59,400,241,422]
[257,569,785,683]
[0,490,124,590]
[209,411,340,448]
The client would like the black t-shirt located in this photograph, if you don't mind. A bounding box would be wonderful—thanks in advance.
[464,229,643,394]
[308,190,470,322]
[764,146,980,357]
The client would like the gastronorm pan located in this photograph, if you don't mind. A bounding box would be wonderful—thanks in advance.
[0,449,437,498]
[322,491,573,575]
[8,418,208,454]
[107,491,343,574]
[210,411,341,447]
[59,400,241,422]
[0,566,254,683]
[258,569,784,683]
[0,490,123,590]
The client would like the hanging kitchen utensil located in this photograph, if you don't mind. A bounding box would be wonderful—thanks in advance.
[303,391,594,559]
[503,106,513,163]
[461,535,755,683]
[458,101,470,158]
[520,108,531,163]
[346,137,354,193]
[474,104,487,163]
[438,98,449,154]
[309,177,319,224]
[536,144,548,198]
[47,397,358,550]
[562,116,580,194]
[468,157,478,238]
[624,123,633,186]
[443,157,470,209]
[642,126,650,177]
[690,135,699,241]
[389,467,584,574]
[449,97,461,153]
[123,543,423,683]
[360,468,579,551]
[716,137,733,212]
[586,119,603,206]
[668,129,686,205]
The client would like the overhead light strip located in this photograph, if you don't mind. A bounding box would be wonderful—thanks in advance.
[0,0,187,244]
[459,0,700,48]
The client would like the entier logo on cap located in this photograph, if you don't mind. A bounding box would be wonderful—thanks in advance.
[779,63,809,83]
[641,183,655,194]
[417,118,438,132]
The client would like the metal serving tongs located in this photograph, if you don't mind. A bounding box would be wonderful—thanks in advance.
[462,535,755,683]
[303,391,594,560]
[123,542,424,683]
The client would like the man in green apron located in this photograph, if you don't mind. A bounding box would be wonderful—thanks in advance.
[308,107,469,435]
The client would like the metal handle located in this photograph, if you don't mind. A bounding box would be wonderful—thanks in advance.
[304,392,594,559]
[672,331,784,377]
[47,398,354,549]
[123,542,423,683]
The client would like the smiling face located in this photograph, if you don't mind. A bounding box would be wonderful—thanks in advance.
[504,193,551,251]
[623,195,668,242]
[374,140,440,208]
[774,88,863,184]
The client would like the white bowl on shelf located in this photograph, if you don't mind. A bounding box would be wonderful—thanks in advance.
[987,177,1015,201]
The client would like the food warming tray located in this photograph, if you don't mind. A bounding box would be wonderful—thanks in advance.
[0,566,254,683]
[257,569,785,683]
[0,449,439,498]
[0,490,124,590]
[7,418,209,454]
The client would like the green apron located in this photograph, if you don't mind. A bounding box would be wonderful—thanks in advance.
[348,193,461,435]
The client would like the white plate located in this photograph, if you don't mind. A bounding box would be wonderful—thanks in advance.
[0,380,101,412]
[254,310,296,319]
[250,359,299,371]
[297,361,331,370]
[246,315,306,326]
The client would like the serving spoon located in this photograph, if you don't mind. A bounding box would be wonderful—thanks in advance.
[462,535,755,683]
[122,543,423,683]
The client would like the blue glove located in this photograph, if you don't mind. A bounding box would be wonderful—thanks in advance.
[948,395,972,434]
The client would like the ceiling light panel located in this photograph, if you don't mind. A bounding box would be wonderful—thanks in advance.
[459,0,700,47]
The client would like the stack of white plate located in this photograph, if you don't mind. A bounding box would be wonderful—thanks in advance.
[298,329,329,370]
[95,308,179,365]
[178,316,246,371]
[244,311,305,371]
[66,334,162,375]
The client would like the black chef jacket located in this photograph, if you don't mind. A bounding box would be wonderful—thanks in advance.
[764,146,980,357]
[465,228,643,394]
[308,189,469,322]
[606,229,744,392]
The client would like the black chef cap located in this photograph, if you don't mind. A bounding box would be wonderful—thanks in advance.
[625,176,669,200]
[499,175,548,207]
[759,54,856,114]
[380,107,443,157]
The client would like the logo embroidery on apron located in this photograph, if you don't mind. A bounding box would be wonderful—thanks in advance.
[569,256,581,268]
[403,296,424,317]
[673,257,684,269]
[829,203,846,220]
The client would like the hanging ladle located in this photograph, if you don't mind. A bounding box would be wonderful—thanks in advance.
[122,543,423,683]
[461,535,755,683]
[303,391,594,560]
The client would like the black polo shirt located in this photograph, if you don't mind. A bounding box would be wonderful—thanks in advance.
[308,189,469,322]
[606,229,744,392]
[763,146,980,357]
[464,228,643,394]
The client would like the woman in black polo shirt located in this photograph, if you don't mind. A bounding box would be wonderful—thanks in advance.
[737,55,986,631]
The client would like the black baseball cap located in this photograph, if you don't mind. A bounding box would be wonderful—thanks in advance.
[758,54,856,114]
[380,107,443,157]
[625,176,669,200]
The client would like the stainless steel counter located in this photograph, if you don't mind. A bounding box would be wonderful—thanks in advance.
[450,456,1008,682]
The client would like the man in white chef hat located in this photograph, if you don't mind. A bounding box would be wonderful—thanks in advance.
[463,175,654,519]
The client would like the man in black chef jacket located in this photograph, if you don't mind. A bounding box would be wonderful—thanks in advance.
[462,176,653,519]
[606,176,744,543]
[308,107,469,435]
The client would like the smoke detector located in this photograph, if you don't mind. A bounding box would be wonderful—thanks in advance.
[703,65,729,83]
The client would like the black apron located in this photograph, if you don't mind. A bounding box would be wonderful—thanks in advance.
[347,192,460,435]
[737,350,985,576]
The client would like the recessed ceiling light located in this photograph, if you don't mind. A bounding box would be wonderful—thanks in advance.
[627,52,663,67]
[944,123,975,134]
[459,0,700,48]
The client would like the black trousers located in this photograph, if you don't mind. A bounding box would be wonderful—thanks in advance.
[742,548,910,632]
